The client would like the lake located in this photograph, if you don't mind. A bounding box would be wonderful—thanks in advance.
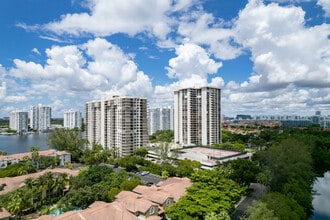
[0,133,50,154]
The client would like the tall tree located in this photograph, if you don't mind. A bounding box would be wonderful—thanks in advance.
[255,138,314,215]
[246,200,278,220]
[222,159,260,186]
[48,128,87,161]
[30,146,40,169]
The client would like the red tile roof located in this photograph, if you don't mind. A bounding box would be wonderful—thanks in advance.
[0,207,11,219]
[36,177,192,220]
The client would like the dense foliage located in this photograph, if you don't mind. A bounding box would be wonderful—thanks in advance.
[0,166,139,217]
[50,118,64,125]
[247,128,330,218]
[165,169,246,219]
[115,155,200,177]
[58,166,140,210]
[81,143,117,165]
[0,172,69,218]
[47,128,87,161]
[221,159,260,186]
[149,130,174,143]
[0,118,9,128]
[0,162,36,178]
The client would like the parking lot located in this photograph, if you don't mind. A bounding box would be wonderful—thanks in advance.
[100,163,163,185]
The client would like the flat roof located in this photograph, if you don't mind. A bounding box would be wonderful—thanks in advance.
[181,147,242,158]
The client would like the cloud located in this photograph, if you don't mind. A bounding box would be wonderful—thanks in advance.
[0,81,27,104]
[233,0,330,90]
[166,43,222,80]
[318,0,330,17]
[213,0,330,115]
[31,48,41,55]
[152,42,224,106]
[44,0,188,39]
[177,12,241,60]
[4,0,330,117]
[5,38,153,116]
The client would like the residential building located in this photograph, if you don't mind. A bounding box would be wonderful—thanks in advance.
[148,106,174,135]
[0,207,11,220]
[29,104,51,132]
[174,87,221,146]
[227,112,330,128]
[86,96,148,156]
[9,111,28,133]
[0,149,71,169]
[37,177,191,220]
[63,109,82,129]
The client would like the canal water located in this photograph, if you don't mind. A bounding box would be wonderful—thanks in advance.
[311,172,330,220]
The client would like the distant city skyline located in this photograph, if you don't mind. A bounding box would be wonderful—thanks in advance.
[0,0,329,118]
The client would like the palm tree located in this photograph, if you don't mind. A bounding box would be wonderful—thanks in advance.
[52,172,69,196]
[30,146,40,169]
[6,190,26,219]
[36,172,54,201]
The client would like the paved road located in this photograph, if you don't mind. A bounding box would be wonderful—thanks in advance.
[230,183,266,220]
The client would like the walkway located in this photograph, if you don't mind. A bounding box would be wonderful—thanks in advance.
[230,183,266,220]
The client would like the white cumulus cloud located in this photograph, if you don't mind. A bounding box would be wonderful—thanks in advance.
[318,0,330,17]
[6,38,153,116]
[166,43,222,80]
[45,0,184,39]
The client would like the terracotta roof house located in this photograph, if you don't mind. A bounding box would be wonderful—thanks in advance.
[132,185,173,211]
[37,201,138,220]
[116,191,159,219]
[0,208,11,220]
[156,177,191,202]
[0,168,78,195]
[0,149,71,168]
[37,177,192,220]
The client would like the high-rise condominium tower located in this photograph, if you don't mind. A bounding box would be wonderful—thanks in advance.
[9,111,28,133]
[64,109,82,129]
[86,96,148,157]
[29,104,51,132]
[148,107,174,135]
[174,87,221,146]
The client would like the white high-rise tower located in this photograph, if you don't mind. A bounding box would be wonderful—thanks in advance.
[86,96,148,157]
[148,107,174,135]
[9,111,28,133]
[29,104,51,132]
[174,87,221,146]
[64,109,82,129]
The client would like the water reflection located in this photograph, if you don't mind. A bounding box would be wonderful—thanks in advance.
[0,133,50,154]
[311,172,330,219]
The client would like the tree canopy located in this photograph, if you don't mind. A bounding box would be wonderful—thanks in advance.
[47,128,87,161]
[165,169,246,219]
[149,130,174,143]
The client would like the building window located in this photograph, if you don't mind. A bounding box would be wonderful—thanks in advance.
[166,198,172,206]
[149,206,156,215]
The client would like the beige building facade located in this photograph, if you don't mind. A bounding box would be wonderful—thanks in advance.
[174,87,221,146]
[86,96,148,156]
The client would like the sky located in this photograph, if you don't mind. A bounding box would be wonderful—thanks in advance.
[0,0,329,118]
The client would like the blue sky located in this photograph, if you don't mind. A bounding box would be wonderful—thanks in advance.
[0,0,329,118]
